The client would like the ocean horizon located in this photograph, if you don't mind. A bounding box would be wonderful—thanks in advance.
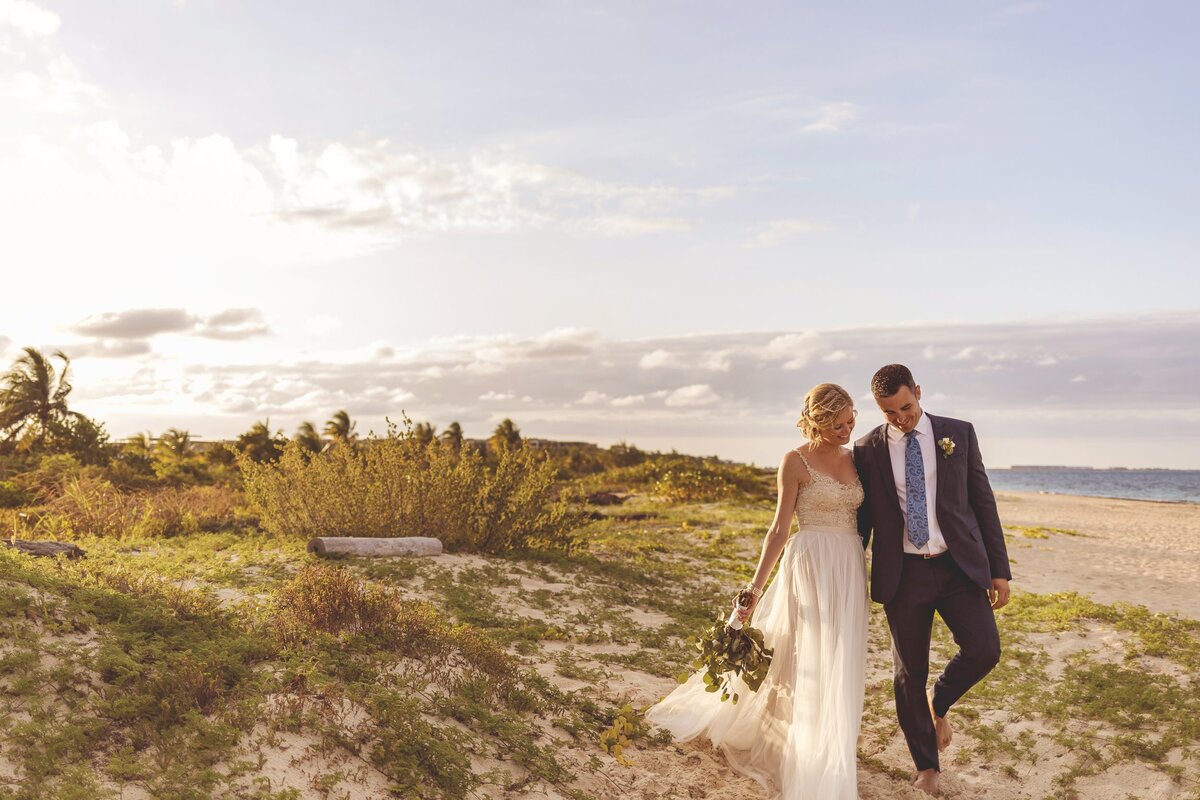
[986,468,1200,504]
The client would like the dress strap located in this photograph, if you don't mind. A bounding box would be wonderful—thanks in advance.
[792,447,815,478]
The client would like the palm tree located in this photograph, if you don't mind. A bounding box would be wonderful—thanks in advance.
[489,418,522,455]
[324,409,357,443]
[440,421,464,452]
[0,347,82,447]
[294,421,323,454]
[237,420,285,463]
[412,421,437,448]
[154,428,196,462]
[126,431,154,456]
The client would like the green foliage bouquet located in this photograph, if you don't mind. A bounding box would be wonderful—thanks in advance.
[690,589,774,704]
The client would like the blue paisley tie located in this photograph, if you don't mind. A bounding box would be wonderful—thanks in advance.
[904,431,930,549]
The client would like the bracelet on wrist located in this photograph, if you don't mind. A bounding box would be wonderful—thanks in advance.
[744,583,764,598]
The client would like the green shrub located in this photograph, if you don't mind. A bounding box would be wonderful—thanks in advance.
[653,469,736,503]
[12,453,83,503]
[0,480,25,508]
[37,477,247,538]
[586,455,771,501]
[239,419,581,554]
[272,563,397,643]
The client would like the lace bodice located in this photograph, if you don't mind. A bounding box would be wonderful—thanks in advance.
[793,449,864,529]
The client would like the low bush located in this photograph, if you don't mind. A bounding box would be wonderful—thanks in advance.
[585,455,772,502]
[272,564,534,705]
[239,419,582,554]
[272,563,397,643]
[34,476,248,538]
[0,480,25,508]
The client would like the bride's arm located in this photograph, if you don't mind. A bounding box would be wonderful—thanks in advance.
[739,452,807,616]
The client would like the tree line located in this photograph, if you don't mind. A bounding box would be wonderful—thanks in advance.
[0,346,526,470]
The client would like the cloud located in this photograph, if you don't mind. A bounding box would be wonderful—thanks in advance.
[802,101,863,133]
[639,349,677,369]
[569,215,691,237]
[69,339,154,358]
[762,331,823,369]
[577,390,608,405]
[0,13,734,296]
[72,309,196,339]
[69,307,270,343]
[195,308,270,340]
[751,218,828,246]
[0,0,59,37]
[700,349,734,372]
[267,136,724,239]
[611,394,646,407]
[479,390,516,401]
[665,384,720,407]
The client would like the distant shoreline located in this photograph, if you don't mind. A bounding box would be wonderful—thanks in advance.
[997,489,1200,507]
[997,467,1199,472]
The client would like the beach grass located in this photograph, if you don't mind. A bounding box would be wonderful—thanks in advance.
[1,493,1197,799]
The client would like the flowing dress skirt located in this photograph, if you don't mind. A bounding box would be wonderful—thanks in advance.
[645,525,868,800]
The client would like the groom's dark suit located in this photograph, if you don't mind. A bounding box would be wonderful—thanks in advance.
[854,412,1011,773]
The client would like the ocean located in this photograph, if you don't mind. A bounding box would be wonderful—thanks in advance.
[986,469,1200,504]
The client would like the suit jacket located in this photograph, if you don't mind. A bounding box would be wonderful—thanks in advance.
[853,413,1011,604]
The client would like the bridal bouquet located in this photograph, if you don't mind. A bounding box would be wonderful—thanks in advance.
[690,589,774,704]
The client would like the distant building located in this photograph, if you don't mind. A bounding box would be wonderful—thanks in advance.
[522,438,601,452]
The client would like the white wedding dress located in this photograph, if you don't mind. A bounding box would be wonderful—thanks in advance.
[646,449,868,799]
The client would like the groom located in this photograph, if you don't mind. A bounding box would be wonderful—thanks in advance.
[854,364,1011,797]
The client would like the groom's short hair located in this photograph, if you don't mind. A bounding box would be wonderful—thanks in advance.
[872,364,916,398]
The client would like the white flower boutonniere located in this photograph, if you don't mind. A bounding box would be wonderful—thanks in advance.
[938,437,956,459]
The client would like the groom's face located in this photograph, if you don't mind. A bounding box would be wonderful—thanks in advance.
[876,385,922,433]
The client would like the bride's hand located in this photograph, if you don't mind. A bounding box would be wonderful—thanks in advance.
[733,591,758,622]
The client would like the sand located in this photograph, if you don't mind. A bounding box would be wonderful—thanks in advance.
[995,491,1200,618]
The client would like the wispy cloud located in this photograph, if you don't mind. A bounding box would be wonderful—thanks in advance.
[0,0,60,38]
[802,101,863,133]
[68,308,270,352]
[751,218,829,246]
[72,309,197,339]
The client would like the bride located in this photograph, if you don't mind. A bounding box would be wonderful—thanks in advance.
[645,383,868,800]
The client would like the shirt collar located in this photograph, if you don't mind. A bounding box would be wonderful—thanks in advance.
[887,410,933,442]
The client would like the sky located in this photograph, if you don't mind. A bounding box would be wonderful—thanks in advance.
[1,0,1197,468]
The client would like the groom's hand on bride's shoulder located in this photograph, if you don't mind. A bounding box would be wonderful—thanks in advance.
[988,578,1011,610]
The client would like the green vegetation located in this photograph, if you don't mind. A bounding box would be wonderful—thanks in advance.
[238,417,582,554]
[1005,524,1085,539]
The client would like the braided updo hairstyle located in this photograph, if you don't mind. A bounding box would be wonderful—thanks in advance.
[796,383,854,442]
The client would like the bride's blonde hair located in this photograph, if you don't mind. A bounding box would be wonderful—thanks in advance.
[796,383,853,442]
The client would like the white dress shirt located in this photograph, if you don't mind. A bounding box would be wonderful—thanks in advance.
[887,411,948,555]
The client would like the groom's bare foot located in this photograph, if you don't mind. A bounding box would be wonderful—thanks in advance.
[928,689,952,751]
[912,768,940,796]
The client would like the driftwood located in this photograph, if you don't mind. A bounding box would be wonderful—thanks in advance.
[3,539,87,559]
[306,536,443,558]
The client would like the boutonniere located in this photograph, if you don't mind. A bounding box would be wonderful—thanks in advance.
[938,437,956,459]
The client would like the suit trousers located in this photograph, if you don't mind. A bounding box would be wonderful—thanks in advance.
[883,554,1001,772]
